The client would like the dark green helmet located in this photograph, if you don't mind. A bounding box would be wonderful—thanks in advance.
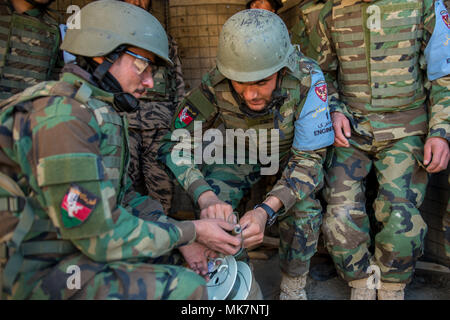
[217,9,296,82]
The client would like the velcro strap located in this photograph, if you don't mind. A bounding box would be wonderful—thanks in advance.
[20,240,76,256]
[0,197,25,212]
[187,88,217,121]
[37,153,103,187]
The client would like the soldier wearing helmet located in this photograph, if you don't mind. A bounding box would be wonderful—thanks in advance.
[0,0,61,102]
[0,0,242,300]
[160,9,334,300]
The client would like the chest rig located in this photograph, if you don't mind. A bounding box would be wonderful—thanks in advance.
[0,3,60,101]
[331,0,427,114]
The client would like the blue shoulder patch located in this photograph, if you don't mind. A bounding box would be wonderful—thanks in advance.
[292,69,334,151]
[424,0,450,81]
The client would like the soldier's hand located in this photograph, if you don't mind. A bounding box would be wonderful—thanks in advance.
[179,242,218,280]
[239,208,267,249]
[192,219,241,255]
[197,191,236,223]
[424,137,450,173]
[331,112,351,148]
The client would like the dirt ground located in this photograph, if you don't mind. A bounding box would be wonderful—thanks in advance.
[251,253,450,300]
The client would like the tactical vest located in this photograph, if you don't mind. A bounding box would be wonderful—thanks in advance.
[331,0,427,113]
[0,3,60,102]
[0,73,129,296]
[187,69,302,161]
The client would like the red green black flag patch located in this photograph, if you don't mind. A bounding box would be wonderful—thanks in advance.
[61,184,98,228]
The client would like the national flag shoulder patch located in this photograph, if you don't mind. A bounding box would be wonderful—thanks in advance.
[174,104,199,129]
[61,184,98,228]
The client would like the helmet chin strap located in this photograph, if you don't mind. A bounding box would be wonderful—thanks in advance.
[88,46,140,113]
[230,70,287,119]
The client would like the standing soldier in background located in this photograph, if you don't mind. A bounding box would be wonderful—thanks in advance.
[0,0,61,102]
[306,0,450,299]
[0,1,242,300]
[124,0,185,214]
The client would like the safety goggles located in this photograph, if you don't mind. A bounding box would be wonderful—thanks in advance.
[125,50,159,77]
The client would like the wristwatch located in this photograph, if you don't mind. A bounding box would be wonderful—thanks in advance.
[254,203,278,226]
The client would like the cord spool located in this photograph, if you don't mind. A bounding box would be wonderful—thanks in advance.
[206,255,253,300]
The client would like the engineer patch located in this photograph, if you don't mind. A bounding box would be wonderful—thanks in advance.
[314,80,328,102]
[175,104,199,129]
[61,184,98,228]
[441,10,450,29]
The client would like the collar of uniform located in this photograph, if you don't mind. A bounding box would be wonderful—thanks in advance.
[60,64,115,104]
[24,8,42,17]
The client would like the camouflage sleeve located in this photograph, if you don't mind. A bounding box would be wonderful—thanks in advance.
[308,1,347,114]
[267,60,332,212]
[31,97,195,262]
[158,78,218,203]
[422,0,450,141]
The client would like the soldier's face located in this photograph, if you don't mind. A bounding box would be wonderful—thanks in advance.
[249,0,275,12]
[231,72,278,111]
[109,47,156,99]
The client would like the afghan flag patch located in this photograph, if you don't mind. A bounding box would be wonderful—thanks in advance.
[175,104,199,129]
[314,80,328,102]
[61,184,98,228]
[441,10,450,29]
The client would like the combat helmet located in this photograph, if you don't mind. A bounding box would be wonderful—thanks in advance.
[61,0,172,66]
[246,0,284,12]
[217,9,297,82]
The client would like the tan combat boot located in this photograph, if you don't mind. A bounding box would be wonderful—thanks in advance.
[348,278,376,300]
[377,282,406,300]
[279,272,308,300]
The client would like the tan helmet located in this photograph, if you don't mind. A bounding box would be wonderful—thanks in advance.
[217,9,297,82]
[61,0,173,66]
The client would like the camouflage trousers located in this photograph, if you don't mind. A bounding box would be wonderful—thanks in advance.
[202,161,323,277]
[322,134,428,284]
[128,127,174,214]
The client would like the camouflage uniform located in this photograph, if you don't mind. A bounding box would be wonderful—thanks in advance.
[0,1,61,102]
[0,64,206,300]
[159,49,334,277]
[307,0,450,284]
[126,36,185,214]
[290,0,326,56]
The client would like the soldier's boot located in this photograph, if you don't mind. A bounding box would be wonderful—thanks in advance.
[348,278,376,300]
[279,272,308,300]
[377,282,406,300]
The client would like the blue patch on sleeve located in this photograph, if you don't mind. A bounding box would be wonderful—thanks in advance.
[292,70,334,151]
[424,0,450,81]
